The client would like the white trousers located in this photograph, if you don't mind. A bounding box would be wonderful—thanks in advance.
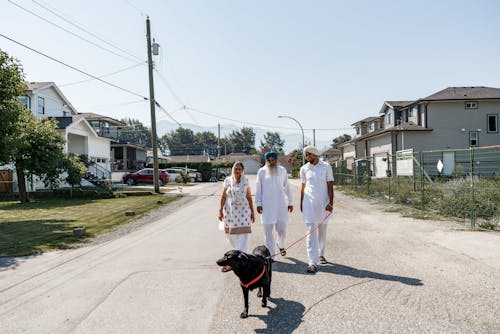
[305,223,328,266]
[225,233,249,253]
[263,222,287,259]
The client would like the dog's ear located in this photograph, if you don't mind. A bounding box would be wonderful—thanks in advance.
[238,252,249,260]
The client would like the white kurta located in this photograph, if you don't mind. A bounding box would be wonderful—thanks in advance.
[255,165,293,225]
[300,160,334,224]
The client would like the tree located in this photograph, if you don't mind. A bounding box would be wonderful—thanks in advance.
[195,131,218,158]
[0,50,26,163]
[159,127,198,155]
[227,127,255,154]
[0,50,85,202]
[259,131,285,152]
[331,134,352,148]
[118,118,152,148]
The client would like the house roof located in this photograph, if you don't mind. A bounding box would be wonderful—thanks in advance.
[52,116,74,129]
[340,123,432,144]
[25,82,53,90]
[79,113,127,126]
[167,155,210,163]
[351,116,380,126]
[422,86,500,101]
[379,100,414,114]
[321,147,341,155]
[111,141,147,151]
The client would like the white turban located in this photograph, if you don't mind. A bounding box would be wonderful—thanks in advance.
[303,145,319,156]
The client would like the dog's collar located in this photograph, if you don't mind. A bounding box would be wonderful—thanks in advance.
[240,265,266,288]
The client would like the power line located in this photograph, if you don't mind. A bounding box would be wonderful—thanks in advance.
[8,0,140,63]
[122,0,147,17]
[83,99,147,110]
[154,69,186,106]
[59,62,146,87]
[31,0,145,62]
[154,101,182,127]
[0,32,148,99]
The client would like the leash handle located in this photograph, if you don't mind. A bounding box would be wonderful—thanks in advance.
[267,211,332,259]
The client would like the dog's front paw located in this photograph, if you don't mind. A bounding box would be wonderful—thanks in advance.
[240,311,248,318]
[257,288,262,298]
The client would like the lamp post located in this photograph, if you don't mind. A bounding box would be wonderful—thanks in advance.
[278,115,305,165]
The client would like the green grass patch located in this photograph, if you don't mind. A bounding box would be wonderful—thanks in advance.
[0,194,180,256]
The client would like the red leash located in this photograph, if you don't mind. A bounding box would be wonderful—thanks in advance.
[269,211,332,259]
[240,265,266,288]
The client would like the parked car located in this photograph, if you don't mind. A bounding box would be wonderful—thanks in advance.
[170,167,202,182]
[123,168,169,186]
[210,169,227,181]
[162,168,183,183]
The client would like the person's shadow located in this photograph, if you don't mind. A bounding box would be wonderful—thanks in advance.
[252,297,305,334]
[273,257,423,286]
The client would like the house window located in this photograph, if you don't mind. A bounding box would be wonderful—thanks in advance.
[465,101,478,109]
[487,114,497,133]
[18,96,30,108]
[355,126,360,135]
[386,112,392,124]
[369,123,374,131]
[469,131,478,147]
[37,96,45,114]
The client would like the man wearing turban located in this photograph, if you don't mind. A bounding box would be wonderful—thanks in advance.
[255,151,293,260]
[300,145,334,273]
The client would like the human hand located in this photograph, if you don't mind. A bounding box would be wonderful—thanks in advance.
[257,206,263,214]
[288,205,293,213]
[218,210,223,221]
[325,203,333,212]
[250,212,255,223]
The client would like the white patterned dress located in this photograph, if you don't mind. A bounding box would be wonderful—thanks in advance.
[223,176,252,235]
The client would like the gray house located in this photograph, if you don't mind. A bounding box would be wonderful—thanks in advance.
[340,86,500,177]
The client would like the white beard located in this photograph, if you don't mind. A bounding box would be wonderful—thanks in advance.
[265,164,278,177]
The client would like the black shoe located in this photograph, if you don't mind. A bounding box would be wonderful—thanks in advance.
[306,265,317,273]
[319,256,327,264]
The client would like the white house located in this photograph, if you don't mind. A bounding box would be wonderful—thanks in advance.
[8,82,112,191]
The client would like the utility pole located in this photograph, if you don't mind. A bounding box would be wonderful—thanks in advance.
[313,128,316,146]
[217,123,221,159]
[146,17,160,193]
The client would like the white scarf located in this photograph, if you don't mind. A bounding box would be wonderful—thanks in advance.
[229,175,247,204]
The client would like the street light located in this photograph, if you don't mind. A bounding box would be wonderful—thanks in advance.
[278,115,305,165]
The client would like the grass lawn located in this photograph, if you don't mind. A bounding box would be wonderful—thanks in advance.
[0,194,181,257]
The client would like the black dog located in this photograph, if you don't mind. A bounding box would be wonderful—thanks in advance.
[216,245,272,318]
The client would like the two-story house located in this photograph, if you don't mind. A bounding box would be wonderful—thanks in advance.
[79,112,148,181]
[340,87,500,177]
[10,82,112,191]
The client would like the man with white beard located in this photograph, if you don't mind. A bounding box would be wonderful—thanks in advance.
[255,151,293,261]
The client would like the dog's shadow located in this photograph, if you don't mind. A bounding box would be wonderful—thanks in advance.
[273,257,423,286]
[251,297,305,334]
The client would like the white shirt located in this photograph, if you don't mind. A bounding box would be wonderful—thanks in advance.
[300,160,334,224]
[255,165,293,225]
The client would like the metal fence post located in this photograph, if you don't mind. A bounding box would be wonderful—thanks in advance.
[420,151,425,210]
[387,152,391,201]
[470,147,476,229]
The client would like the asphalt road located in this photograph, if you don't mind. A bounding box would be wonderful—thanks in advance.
[0,176,499,333]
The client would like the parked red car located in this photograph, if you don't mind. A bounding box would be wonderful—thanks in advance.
[123,168,169,186]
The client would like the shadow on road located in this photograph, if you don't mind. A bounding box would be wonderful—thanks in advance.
[251,297,305,334]
[273,257,423,286]
[0,256,19,270]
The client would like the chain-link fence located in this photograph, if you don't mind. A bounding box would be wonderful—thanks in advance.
[333,146,500,230]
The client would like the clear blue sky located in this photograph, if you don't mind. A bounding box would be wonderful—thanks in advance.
[1,0,500,152]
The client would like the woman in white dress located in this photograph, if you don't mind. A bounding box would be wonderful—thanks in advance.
[218,162,255,269]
